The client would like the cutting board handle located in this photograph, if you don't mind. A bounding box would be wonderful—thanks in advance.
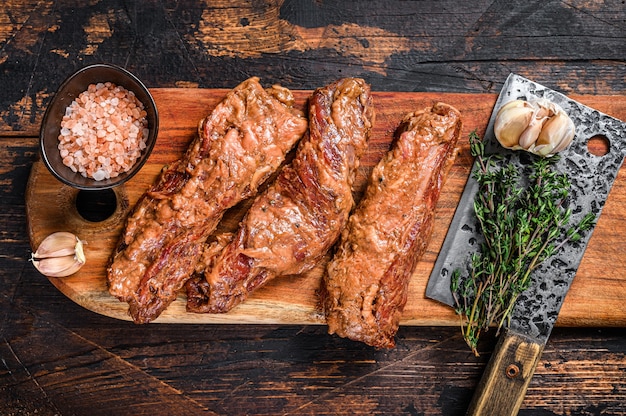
[466,327,544,416]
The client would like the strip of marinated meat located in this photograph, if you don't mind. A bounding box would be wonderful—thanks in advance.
[186,78,374,314]
[107,77,308,323]
[322,103,462,348]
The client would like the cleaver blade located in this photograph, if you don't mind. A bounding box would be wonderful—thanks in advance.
[426,73,626,416]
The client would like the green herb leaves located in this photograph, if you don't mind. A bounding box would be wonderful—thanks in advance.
[452,131,595,356]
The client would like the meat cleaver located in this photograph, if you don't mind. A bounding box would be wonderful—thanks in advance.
[426,73,626,416]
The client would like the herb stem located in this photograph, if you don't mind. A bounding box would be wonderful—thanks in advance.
[451,131,595,356]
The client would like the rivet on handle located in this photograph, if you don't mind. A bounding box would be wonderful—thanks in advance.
[505,364,520,379]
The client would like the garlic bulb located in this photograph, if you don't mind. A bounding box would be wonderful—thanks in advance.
[494,98,575,157]
[31,232,86,277]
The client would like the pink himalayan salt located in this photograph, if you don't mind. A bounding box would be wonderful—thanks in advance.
[58,82,149,181]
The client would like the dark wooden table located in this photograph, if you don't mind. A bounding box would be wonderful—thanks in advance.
[2,1,625,415]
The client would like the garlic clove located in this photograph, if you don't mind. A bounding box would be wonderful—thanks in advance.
[518,116,547,149]
[33,231,80,259]
[536,111,576,156]
[533,99,556,119]
[32,255,85,277]
[31,232,86,277]
[494,100,535,149]
[493,98,575,157]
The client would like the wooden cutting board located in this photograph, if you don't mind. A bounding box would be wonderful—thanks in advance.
[25,88,626,326]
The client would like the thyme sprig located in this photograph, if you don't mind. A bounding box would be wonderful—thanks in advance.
[452,131,595,356]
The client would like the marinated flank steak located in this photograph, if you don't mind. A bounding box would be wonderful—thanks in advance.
[322,103,462,348]
[107,77,308,323]
[186,78,374,314]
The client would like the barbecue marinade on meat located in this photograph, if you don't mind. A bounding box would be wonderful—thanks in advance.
[186,78,374,314]
[106,77,308,323]
[322,103,462,348]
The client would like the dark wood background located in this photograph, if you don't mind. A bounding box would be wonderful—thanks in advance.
[1,1,625,415]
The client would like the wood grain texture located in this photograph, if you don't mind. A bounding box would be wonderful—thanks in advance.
[467,329,544,416]
[2,0,626,415]
[2,0,625,134]
[25,88,626,327]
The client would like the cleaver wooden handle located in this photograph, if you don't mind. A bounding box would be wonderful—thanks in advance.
[466,327,545,416]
